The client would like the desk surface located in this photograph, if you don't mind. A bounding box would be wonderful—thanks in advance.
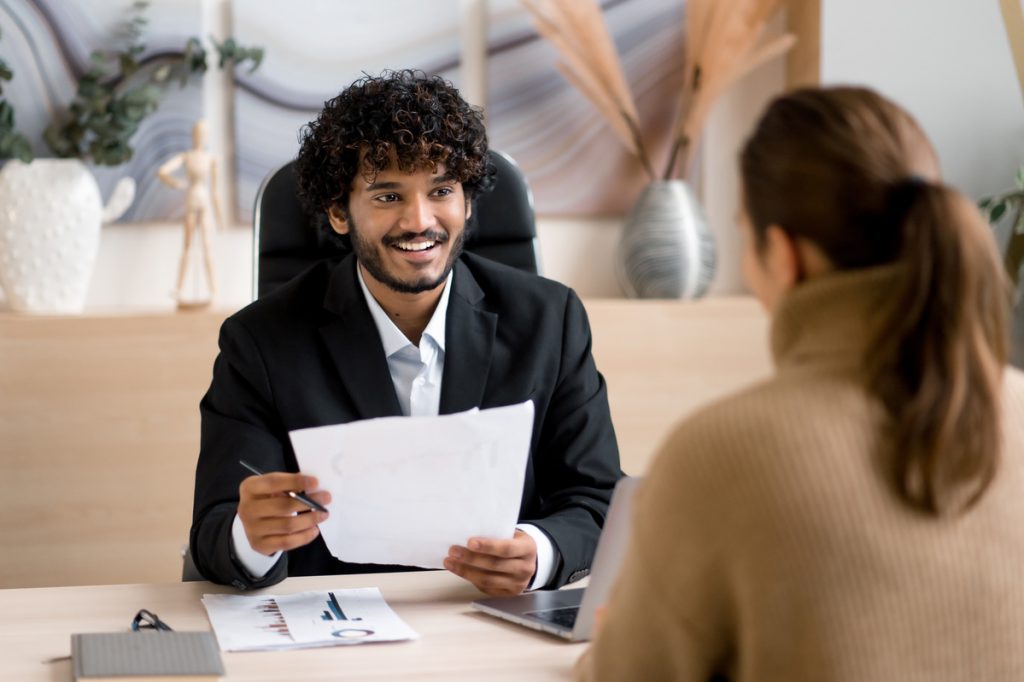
[0,571,585,681]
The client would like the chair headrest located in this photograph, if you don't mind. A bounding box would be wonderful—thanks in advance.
[254,149,538,299]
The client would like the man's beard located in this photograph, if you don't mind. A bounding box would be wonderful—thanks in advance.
[348,217,467,294]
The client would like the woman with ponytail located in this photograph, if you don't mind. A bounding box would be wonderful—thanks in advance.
[576,87,1024,681]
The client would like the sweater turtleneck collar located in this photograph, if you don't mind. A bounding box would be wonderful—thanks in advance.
[769,264,905,372]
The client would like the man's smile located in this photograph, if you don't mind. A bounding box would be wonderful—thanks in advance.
[385,230,450,259]
[393,239,439,252]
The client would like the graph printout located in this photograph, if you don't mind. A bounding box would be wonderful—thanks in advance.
[202,588,417,651]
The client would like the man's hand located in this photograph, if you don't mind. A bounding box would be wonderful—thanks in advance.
[238,472,331,556]
[444,529,537,596]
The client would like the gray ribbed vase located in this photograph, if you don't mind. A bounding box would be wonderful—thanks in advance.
[617,180,716,298]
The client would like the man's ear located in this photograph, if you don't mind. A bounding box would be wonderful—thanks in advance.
[763,224,803,290]
[465,196,473,222]
[327,203,349,236]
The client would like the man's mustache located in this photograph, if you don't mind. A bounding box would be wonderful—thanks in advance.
[383,230,449,246]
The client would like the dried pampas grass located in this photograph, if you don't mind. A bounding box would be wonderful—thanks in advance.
[999,0,1024,105]
[520,0,796,181]
[521,0,656,179]
[666,0,795,179]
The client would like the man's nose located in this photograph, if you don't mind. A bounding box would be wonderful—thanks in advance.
[400,195,438,231]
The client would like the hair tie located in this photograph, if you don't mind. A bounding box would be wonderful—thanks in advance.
[898,175,928,190]
[886,175,929,221]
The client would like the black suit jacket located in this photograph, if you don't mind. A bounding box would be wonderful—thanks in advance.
[190,252,622,589]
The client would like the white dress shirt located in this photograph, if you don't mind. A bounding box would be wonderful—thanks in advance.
[232,266,557,589]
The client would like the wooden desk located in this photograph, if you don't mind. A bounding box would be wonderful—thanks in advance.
[0,299,771,588]
[0,572,585,681]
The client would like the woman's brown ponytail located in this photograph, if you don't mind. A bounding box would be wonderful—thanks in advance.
[869,181,1008,513]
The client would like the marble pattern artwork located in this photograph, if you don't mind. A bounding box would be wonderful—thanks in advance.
[487,0,685,217]
[231,0,461,222]
[0,0,203,221]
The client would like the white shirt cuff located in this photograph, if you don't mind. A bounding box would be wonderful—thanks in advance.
[231,513,282,579]
[516,523,558,591]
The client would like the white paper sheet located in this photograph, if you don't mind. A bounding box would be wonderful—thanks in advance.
[289,400,534,568]
[202,588,417,651]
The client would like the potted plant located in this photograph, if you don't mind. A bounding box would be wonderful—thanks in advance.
[981,166,1024,364]
[0,1,262,314]
[981,167,1024,287]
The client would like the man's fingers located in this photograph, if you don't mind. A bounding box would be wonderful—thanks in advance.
[241,491,332,518]
[464,531,532,559]
[253,525,322,554]
[244,509,328,554]
[447,546,529,574]
[242,495,311,518]
[444,558,525,597]
[445,531,538,594]
[241,472,319,497]
[237,471,330,556]
[257,510,328,536]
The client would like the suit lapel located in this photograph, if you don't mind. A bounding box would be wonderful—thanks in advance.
[440,260,497,414]
[319,256,403,420]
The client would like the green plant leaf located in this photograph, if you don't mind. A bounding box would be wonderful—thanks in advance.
[216,37,237,68]
[992,202,1008,223]
[1017,166,1024,189]
[183,37,208,77]
[43,124,76,158]
[245,47,264,72]
[89,50,110,71]
[12,138,32,162]
[33,0,264,165]
[0,99,32,162]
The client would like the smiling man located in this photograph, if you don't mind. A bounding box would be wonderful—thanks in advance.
[190,70,622,596]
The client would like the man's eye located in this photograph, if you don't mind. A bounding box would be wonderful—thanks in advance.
[374,193,399,203]
[433,187,453,197]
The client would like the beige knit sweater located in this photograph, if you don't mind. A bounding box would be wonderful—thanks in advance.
[576,266,1024,681]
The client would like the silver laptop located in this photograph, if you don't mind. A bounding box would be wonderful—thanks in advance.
[471,476,641,641]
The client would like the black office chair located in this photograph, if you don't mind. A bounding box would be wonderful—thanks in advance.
[251,149,541,300]
[182,545,203,582]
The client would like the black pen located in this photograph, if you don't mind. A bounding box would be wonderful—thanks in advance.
[239,459,329,513]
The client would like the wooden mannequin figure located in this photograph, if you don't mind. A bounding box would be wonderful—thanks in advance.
[157,119,224,308]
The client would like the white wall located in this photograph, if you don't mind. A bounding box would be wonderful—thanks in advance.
[821,0,1024,200]
[46,0,1024,310]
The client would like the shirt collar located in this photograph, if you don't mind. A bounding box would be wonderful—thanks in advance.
[357,266,452,357]
[422,273,450,352]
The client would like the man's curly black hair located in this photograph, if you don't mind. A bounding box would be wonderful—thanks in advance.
[295,69,496,226]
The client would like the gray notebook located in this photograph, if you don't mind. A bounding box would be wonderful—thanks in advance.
[71,631,225,681]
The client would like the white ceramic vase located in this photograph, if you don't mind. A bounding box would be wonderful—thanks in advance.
[0,159,134,313]
[617,180,716,299]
